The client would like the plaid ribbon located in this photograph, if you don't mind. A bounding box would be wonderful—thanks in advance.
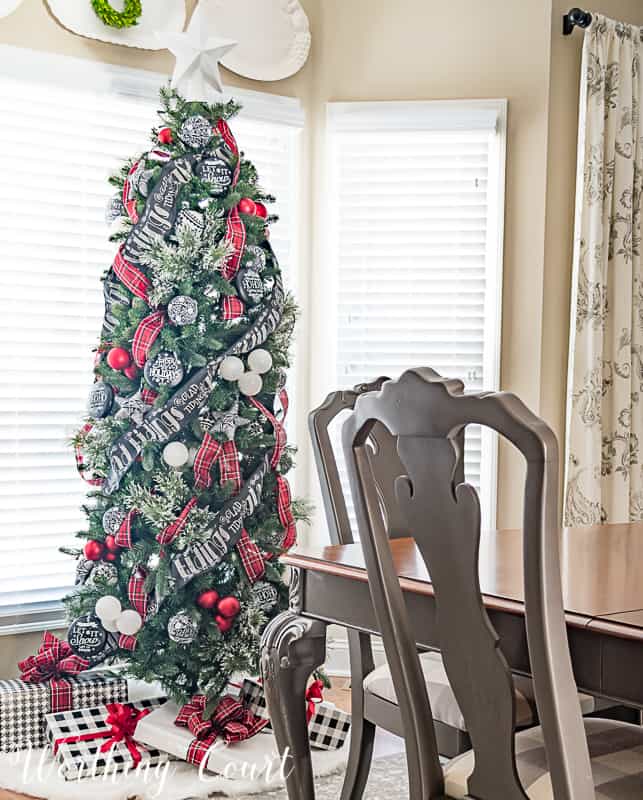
[193,433,223,490]
[215,119,246,283]
[127,568,149,619]
[276,475,297,551]
[219,441,242,492]
[235,529,265,584]
[157,496,198,546]
[222,295,245,320]
[122,162,140,223]
[74,422,105,487]
[119,635,138,652]
[132,311,165,368]
[53,703,153,767]
[148,149,171,162]
[113,247,150,303]
[141,388,158,405]
[306,680,324,723]
[249,397,287,469]
[115,509,137,549]
[175,694,268,768]
[19,632,90,713]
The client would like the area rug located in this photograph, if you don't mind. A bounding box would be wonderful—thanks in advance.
[0,736,348,800]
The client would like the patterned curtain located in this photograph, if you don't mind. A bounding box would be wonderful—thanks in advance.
[565,15,643,526]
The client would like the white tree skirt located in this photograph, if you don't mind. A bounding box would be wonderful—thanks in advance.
[0,736,348,800]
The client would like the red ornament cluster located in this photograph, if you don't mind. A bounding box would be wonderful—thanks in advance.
[107,347,138,380]
[84,537,122,563]
[158,127,174,145]
[196,589,241,633]
[238,198,268,219]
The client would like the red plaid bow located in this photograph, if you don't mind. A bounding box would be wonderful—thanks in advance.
[132,310,165,368]
[115,508,137,549]
[215,119,246,283]
[157,497,198,546]
[306,680,324,723]
[222,296,245,320]
[276,475,297,551]
[118,568,149,652]
[175,694,268,767]
[53,703,153,767]
[249,397,287,469]
[113,247,150,303]
[193,433,223,490]
[236,529,265,584]
[219,441,242,492]
[18,632,89,713]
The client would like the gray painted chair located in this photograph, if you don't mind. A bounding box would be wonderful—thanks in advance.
[340,368,643,799]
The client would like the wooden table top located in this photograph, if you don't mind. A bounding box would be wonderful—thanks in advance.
[283,523,643,635]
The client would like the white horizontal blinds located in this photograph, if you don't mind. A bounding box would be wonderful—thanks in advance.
[0,46,302,620]
[0,74,158,615]
[328,101,505,532]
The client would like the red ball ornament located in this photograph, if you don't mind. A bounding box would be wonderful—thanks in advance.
[217,596,241,619]
[107,347,131,371]
[104,551,118,563]
[158,127,173,145]
[215,615,234,633]
[196,589,220,610]
[238,198,256,216]
[104,535,120,554]
[124,365,139,380]
[254,202,268,219]
[84,540,104,562]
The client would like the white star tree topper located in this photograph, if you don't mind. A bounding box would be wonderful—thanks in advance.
[158,0,237,102]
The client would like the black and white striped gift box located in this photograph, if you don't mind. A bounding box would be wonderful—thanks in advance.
[45,697,170,780]
[0,672,127,752]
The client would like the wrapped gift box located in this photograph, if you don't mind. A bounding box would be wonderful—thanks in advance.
[45,697,169,780]
[238,677,350,751]
[0,672,127,752]
[135,699,278,777]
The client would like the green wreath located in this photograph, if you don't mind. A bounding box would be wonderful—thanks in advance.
[90,0,142,29]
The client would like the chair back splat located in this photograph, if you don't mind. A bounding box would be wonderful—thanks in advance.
[342,368,594,800]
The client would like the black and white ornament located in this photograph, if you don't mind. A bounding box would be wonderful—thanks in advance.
[68,614,108,660]
[236,267,264,306]
[90,561,119,586]
[88,382,114,419]
[144,351,184,389]
[115,390,153,426]
[252,581,279,612]
[196,157,233,197]
[105,194,125,225]
[175,207,205,238]
[167,612,199,645]
[199,400,250,441]
[102,506,126,536]
[75,557,94,587]
[244,245,267,273]
[179,115,213,149]
[168,295,199,326]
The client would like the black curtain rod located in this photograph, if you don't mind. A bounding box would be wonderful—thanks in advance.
[563,7,593,35]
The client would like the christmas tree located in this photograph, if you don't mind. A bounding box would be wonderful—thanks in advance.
[65,87,305,705]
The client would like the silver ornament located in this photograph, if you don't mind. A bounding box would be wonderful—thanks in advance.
[252,581,279,612]
[90,561,119,586]
[199,400,250,441]
[179,116,213,149]
[105,194,125,225]
[168,612,199,645]
[168,295,199,326]
[75,557,95,586]
[115,390,153,426]
[102,506,126,536]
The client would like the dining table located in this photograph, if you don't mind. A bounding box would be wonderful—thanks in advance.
[260,522,643,799]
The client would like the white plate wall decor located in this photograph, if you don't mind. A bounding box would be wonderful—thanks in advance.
[44,0,186,50]
[0,0,25,18]
[211,0,311,81]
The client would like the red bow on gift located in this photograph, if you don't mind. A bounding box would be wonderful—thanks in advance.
[19,632,89,684]
[175,695,268,767]
[306,680,324,723]
[18,632,90,714]
[53,703,153,767]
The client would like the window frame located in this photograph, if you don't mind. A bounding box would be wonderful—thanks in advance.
[314,98,507,537]
[0,44,304,635]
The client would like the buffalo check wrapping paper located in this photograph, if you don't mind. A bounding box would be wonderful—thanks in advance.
[0,672,127,752]
[45,697,170,780]
[239,678,350,751]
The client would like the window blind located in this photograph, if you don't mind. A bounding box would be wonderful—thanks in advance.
[0,46,301,628]
[326,100,506,532]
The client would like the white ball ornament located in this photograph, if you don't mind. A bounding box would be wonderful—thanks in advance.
[238,371,263,397]
[102,617,119,633]
[247,349,273,375]
[219,356,245,382]
[163,441,190,468]
[95,595,122,622]
[117,609,143,636]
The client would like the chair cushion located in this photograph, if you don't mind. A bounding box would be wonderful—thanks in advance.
[363,651,536,732]
[363,652,605,733]
[444,718,643,799]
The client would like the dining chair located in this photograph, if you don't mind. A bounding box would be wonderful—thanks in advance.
[341,367,643,799]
